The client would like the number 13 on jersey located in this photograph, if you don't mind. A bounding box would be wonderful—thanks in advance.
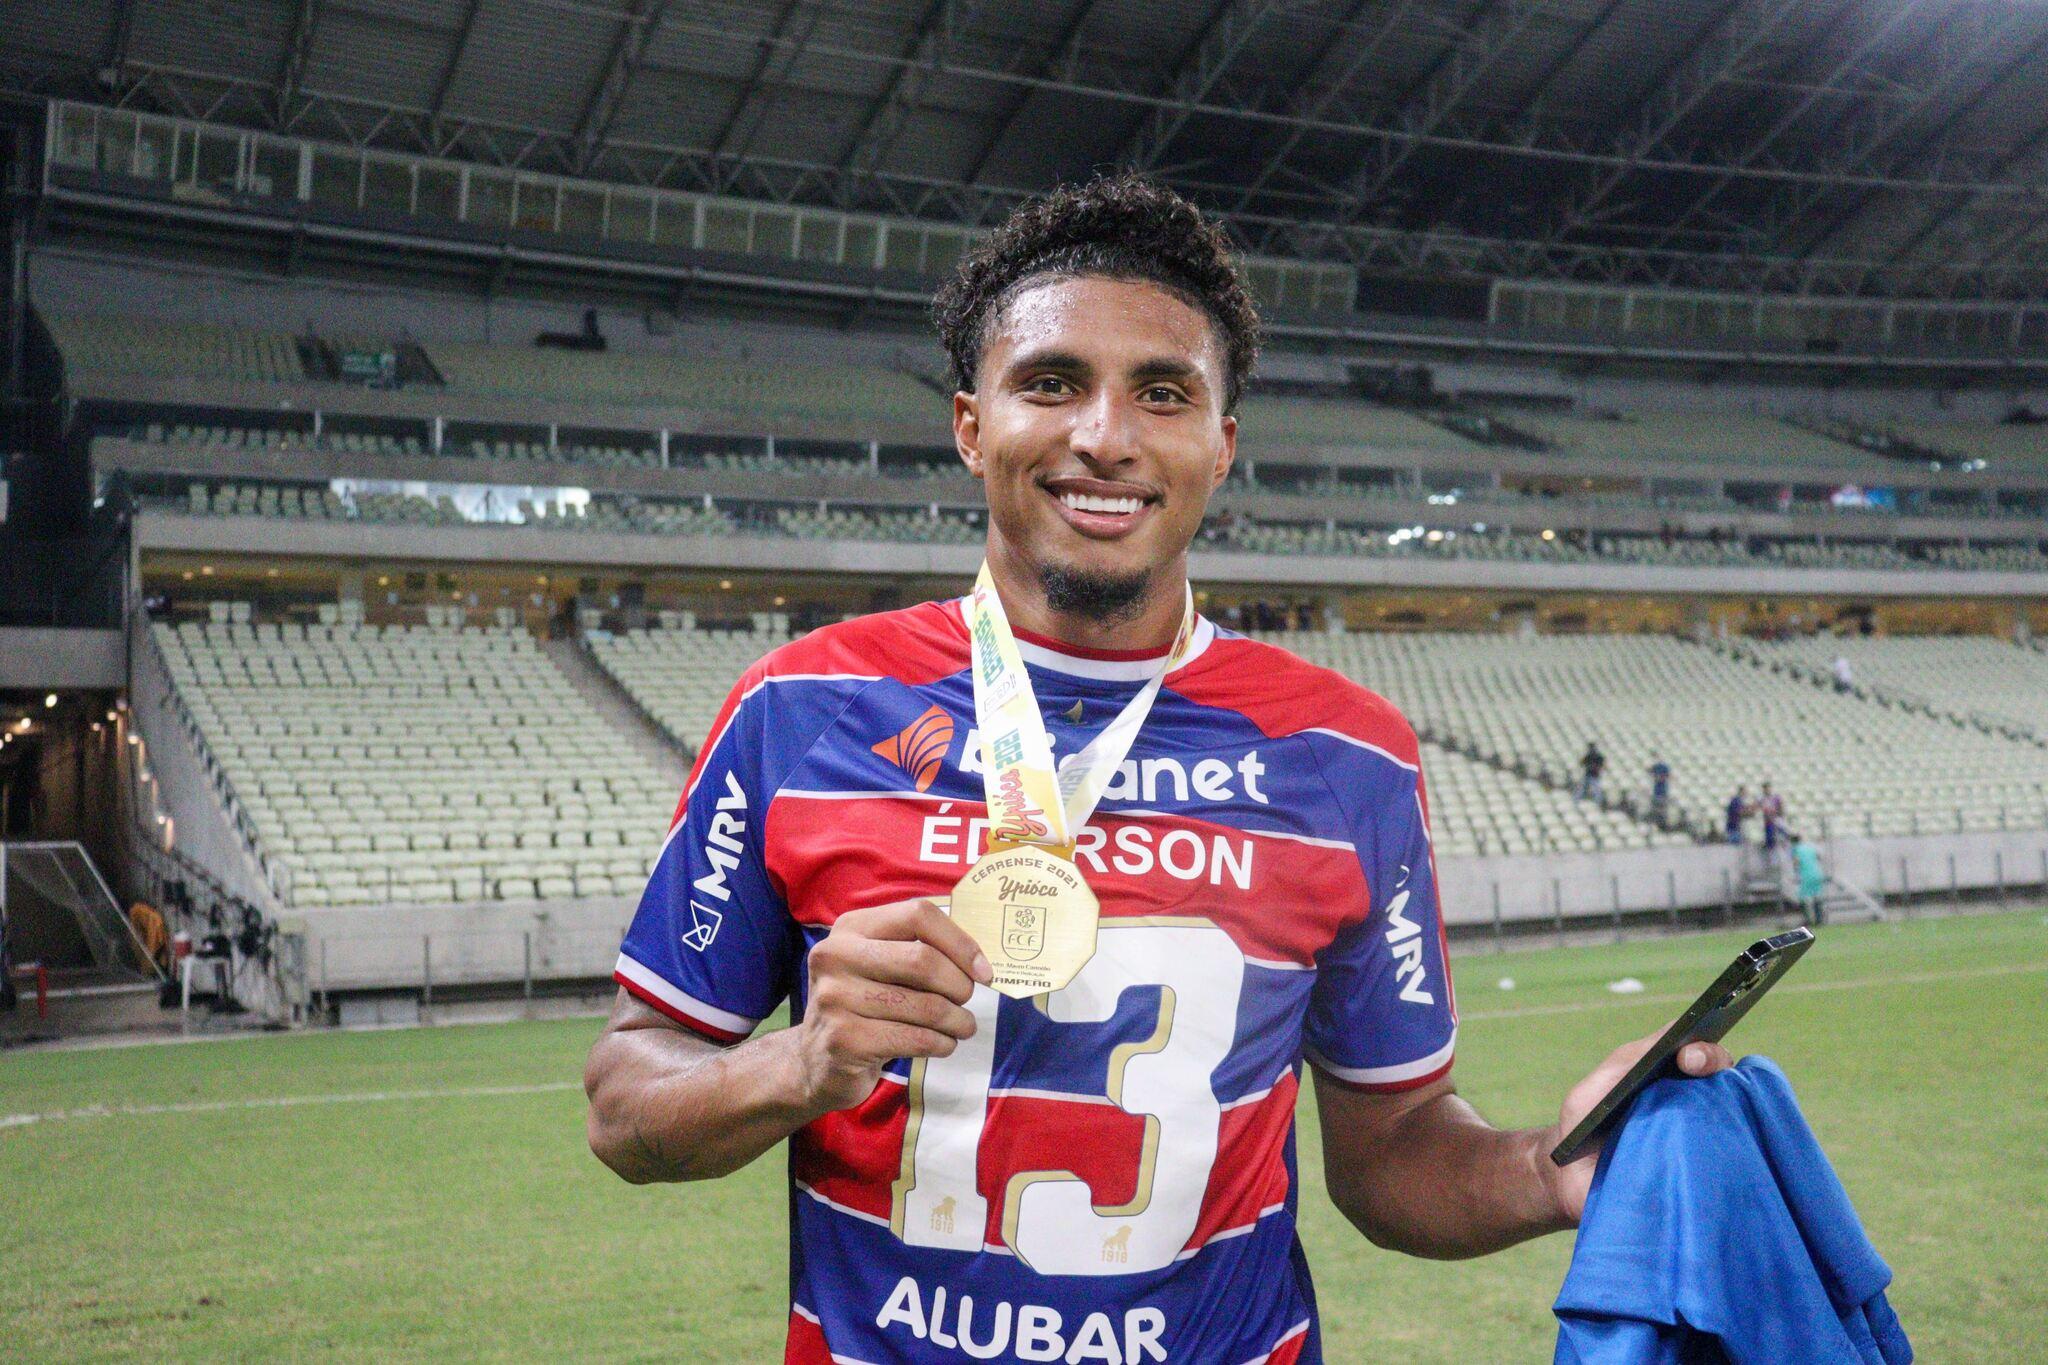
[890,920,1246,1277]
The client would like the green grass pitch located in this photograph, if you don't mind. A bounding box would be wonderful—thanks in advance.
[3,908,2043,1360]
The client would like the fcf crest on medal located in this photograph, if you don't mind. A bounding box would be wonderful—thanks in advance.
[1002,902,1045,961]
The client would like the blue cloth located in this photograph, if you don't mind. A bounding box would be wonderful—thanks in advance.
[1555,1057,1911,1365]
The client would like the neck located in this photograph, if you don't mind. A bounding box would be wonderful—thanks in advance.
[983,536,1190,655]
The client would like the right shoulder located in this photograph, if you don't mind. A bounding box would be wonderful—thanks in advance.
[735,599,971,703]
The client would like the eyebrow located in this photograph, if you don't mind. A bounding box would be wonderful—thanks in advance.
[1003,349,1205,387]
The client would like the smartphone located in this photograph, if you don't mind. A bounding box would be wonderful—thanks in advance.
[1549,926,1814,1166]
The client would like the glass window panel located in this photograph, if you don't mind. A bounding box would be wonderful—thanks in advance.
[416,164,459,220]
[512,179,558,231]
[882,225,922,272]
[843,220,879,268]
[134,119,175,182]
[607,191,653,242]
[252,139,297,198]
[96,112,136,175]
[559,186,603,237]
[752,209,795,258]
[797,215,839,262]
[361,156,411,213]
[1595,294,1626,332]
[310,148,360,209]
[466,168,512,227]
[55,106,96,168]
[195,129,241,193]
[652,196,695,247]
[703,202,750,253]
[923,230,963,277]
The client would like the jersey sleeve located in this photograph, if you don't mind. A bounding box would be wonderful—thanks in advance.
[614,664,801,1043]
[1301,746,1458,1092]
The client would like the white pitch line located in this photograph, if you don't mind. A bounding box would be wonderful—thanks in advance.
[0,1080,582,1130]
[4,962,2041,1129]
[1462,959,2048,1023]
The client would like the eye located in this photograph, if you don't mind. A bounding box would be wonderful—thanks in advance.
[1025,375,1074,397]
[1140,384,1188,405]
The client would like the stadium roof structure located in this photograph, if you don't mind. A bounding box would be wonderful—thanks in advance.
[7,0,2048,301]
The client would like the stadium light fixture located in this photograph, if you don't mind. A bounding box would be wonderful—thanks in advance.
[45,693,58,708]
[15,717,28,732]
[1542,529,1557,541]
[200,565,213,576]
[106,709,118,722]
[773,596,786,607]
[719,580,733,590]
[128,734,141,746]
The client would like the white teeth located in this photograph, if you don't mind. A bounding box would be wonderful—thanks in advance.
[1059,491,1144,515]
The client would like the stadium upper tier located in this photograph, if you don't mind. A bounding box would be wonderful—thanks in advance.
[1878,420,2048,471]
[1260,630,2048,839]
[1742,635,2048,740]
[152,621,675,907]
[1503,410,1885,471]
[48,315,305,384]
[145,479,2048,575]
[429,345,942,426]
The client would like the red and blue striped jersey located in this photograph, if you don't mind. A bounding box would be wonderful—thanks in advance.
[615,599,1457,1364]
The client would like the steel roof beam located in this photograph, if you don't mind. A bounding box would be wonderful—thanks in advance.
[427,0,484,121]
[570,0,669,173]
[959,0,1102,185]
[1641,0,1932,255]
[838,0,994,191]
[1224,0,1430,215]
[1118,0,1289,174]
[1539,0,1808,244]
[274,0,321,123]
[1890,111,2048,289]
[1330,0,1551,219]
[1787,10,2048,262]
[99,0,139,87]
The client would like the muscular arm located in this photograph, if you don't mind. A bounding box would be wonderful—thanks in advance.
[1313,1034,1733,1260]
[585,898,992,1185]
[584,990,822,1184]
[1313,1072,1567,1260]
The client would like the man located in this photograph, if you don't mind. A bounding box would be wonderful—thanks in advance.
[1832,654,1854,693]
[1726,785,1750,845]
[1647,753,1673,823]
[1790,832,1827,925]
[1578,740,1606,801]
[1758,781,1786,853]
[584,175,1730,1363]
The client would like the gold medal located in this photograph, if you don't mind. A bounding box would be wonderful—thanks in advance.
[948,564,1198,998]
[949,844,1099,999]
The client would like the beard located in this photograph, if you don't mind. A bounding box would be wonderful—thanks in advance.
[1038,561,1152,622]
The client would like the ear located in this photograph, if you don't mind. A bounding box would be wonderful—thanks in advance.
[955,390,985,479]
[1209,413,1238,491]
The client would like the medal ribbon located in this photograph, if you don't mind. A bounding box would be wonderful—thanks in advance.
[965,562,1196,857]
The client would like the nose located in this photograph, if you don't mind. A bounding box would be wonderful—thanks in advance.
[1068,387,1142,468]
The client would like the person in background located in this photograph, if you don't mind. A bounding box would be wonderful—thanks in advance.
[1758,782,1786,853]
[1647,754,1673,823]
[1725,785,1750,845]
[1579,741,1606,801]
[1832,655,1854,693]
[1790,832,1828,925]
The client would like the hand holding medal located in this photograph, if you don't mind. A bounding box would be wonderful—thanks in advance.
[949,563,1196,999]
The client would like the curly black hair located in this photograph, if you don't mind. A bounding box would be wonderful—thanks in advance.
[932,173,1261,413]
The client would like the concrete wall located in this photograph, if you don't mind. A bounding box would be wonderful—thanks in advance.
[1439,826,2048,928]
[291,829,2048,994]
[296,895,636,993]
[0,628,125,688]
[126,617,277,912]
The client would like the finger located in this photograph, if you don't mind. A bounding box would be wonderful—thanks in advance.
[855,898,993,985]
[832,937,977,1005]
[1677,1041,1736,1075]
[848,1021,964,1066]
[838,979,979,1040]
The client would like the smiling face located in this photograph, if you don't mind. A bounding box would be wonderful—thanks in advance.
[953,274,1236,634]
